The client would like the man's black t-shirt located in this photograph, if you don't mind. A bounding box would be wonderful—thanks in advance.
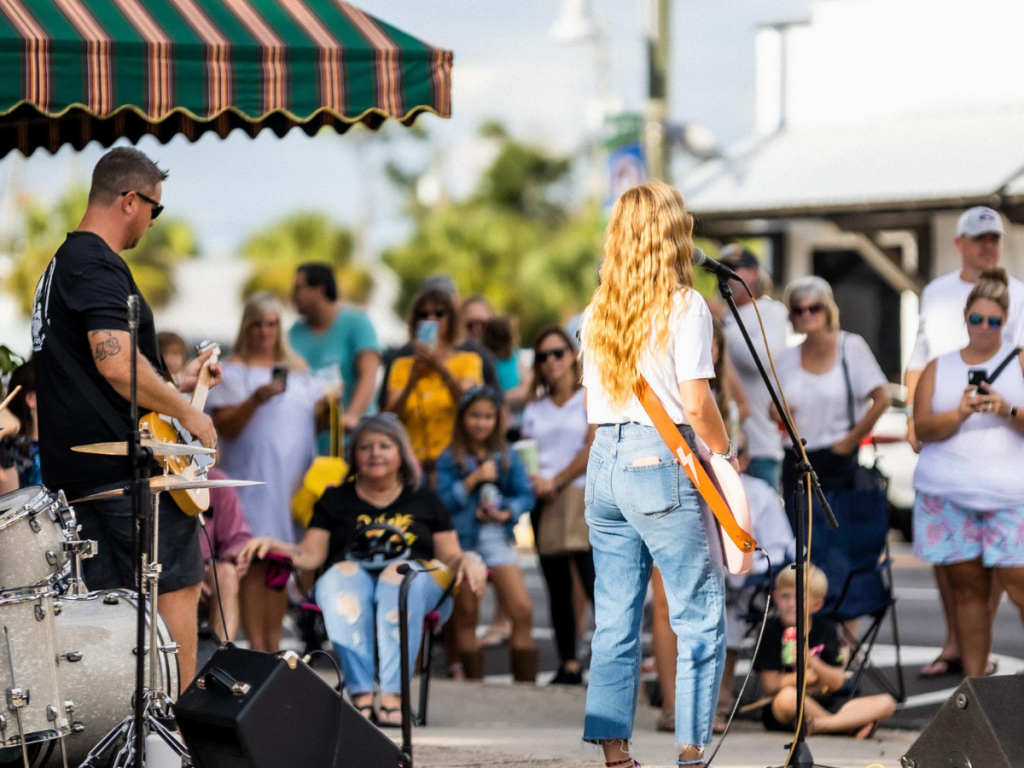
[33,232,163,491]
[753,616,843,673]
[309,480,455,569]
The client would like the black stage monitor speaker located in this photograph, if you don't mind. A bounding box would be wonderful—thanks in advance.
[175,646,405,768]
[901,675,1024,768]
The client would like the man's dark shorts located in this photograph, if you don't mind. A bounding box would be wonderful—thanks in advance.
[69,480,204,593]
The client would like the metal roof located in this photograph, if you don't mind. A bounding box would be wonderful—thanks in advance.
[681,105,1024,220]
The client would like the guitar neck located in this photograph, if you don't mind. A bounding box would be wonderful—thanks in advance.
[189,348,220,414]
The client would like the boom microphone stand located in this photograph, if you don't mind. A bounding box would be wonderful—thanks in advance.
[711,271,839,768]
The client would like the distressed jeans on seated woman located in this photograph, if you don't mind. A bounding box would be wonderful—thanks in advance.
[583,423,726,751]
[315,560,453,695]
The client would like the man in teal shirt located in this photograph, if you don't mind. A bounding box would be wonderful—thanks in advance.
[289,263,380,453]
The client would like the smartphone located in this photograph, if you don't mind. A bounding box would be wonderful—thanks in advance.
[272,363,289,389]
[416,319,439,349]
[968,369,988,389]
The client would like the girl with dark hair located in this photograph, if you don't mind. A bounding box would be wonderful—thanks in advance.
[240,415,487,727]
[4,360,41,487]
[385,288,484,474]
[435,388,538,681]
[522,327,596,685]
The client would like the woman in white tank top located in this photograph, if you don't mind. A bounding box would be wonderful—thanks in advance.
[912,268,1024,679]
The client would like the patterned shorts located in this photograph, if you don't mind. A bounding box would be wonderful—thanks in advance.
[913,493,1024,567]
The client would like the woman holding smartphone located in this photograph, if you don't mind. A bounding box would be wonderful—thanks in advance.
[207,292,331,652]
[579,181,734,768]
[912,267,1024,679]
[385,287,485,477]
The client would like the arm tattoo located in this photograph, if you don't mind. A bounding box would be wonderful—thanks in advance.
[93,336,123,362]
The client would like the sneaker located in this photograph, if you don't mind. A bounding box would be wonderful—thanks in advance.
[550,666,584,685]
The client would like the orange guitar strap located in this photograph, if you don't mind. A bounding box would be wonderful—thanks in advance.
[634,377,756,553]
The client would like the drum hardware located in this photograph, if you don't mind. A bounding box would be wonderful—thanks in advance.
[70,440,216,458]
[61,540,96,598]
[70,476,262,505]
[4,626,31,768]
[0,487,79,592]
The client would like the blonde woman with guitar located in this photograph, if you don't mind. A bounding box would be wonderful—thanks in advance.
[207,292,336,652]
[579,182,736,768]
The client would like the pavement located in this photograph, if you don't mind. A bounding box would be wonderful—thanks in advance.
[215,539,1024,768]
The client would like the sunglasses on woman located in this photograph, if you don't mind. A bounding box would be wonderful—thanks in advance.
[536,347,569,363]
[967,313,1003,329]
[791,303,825,317]
[416,309,447,321]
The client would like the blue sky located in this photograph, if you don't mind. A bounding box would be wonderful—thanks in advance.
[0,0,811,256]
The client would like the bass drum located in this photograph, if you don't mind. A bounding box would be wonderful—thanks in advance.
[43,590,179,768]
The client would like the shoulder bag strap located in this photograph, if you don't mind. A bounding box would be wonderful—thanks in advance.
[988,347,1023,385]
[839,333,856,431]
[633,377,755,553]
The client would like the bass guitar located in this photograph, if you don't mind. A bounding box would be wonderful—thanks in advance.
[139,342,220,516]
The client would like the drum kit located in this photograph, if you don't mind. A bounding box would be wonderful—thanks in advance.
[0,443,259,768]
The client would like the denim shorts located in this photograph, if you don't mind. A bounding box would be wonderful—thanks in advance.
[473,523,519,568]
[913,492,1024,567]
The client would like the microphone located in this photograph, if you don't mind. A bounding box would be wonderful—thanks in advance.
[692,247,741,280]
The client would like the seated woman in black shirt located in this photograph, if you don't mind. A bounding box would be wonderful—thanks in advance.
[239,415,487,727]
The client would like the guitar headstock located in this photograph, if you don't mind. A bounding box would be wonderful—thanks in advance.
[197,340,221,365]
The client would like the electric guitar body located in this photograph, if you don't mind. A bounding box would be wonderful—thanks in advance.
[139,343,220,516]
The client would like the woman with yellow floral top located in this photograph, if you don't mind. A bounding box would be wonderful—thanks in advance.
[385,288,485,478]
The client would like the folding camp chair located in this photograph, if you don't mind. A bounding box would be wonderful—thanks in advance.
[809,487,906,703]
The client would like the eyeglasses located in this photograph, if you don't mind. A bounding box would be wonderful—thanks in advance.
[121,190,164,220]
[967,313,1003,329]
[790,303,825,317]
[536,348,569,363]
[416,309,447,321]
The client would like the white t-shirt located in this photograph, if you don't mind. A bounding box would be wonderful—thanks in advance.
[775,332,888,451]
[907,270,1024,372]
[724,298,790,460]
[582,289,715,426]
[521,388,589,489]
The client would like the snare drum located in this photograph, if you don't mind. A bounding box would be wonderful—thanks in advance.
[0,588,71,750]
[0,488,77,591]
[43,590,179,767]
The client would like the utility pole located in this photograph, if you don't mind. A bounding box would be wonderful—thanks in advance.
[645,0,670,181]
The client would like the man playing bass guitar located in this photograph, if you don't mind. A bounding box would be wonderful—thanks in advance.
[33,148,221,686]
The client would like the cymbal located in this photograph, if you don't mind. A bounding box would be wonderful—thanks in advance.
[72,477,263,503]
[72,439,217,457]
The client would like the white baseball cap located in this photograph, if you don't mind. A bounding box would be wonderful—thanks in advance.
[956,206,1004,238]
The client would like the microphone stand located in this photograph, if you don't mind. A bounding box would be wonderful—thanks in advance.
[713,272,839,768]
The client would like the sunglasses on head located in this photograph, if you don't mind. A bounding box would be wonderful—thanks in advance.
[536,347,569,363]
[791,303,825,317]
[416,309,447,321]
[121,190,163,220]
[967,313,1003,329]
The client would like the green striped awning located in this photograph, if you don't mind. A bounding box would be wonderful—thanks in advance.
[0,0,452,158]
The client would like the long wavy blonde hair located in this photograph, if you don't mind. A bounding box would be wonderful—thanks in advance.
[232,292,307,369]
[582,181,695,406]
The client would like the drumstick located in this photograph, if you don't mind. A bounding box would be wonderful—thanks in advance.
[0,384,21,414]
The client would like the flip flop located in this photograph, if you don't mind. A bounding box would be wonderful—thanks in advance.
[855,720,879,740]
[378,706,402,728]
[919,656,963,677]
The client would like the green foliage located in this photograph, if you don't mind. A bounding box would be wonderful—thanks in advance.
[0,345,24,377]
[383,126,602,343]
[240,212,372,304]
[4,186,199,315]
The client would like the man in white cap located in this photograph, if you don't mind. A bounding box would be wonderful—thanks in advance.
[905,205,1024,677]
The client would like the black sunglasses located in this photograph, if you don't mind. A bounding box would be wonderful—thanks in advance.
[122,190,164,220]
[536,347,569,363]
[967,313,1003,329]
[791,303,825,317]
[416,309,447,321]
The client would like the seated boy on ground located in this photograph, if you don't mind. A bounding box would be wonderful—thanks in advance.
[752,565,897,739]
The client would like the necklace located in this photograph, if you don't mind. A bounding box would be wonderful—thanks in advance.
[355,480,403,509]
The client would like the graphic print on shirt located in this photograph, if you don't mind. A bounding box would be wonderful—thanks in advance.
[31,258,56,352]
[348,511,418,570]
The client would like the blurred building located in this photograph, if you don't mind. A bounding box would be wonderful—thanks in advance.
[682,0,1024,382]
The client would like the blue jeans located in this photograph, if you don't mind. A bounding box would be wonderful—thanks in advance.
[746,457,782,493]
[315,560,453,695]
[583,424,726,750]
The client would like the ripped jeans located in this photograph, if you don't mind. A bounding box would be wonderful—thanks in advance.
[583,424,726,751]
[315,560,454,695]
